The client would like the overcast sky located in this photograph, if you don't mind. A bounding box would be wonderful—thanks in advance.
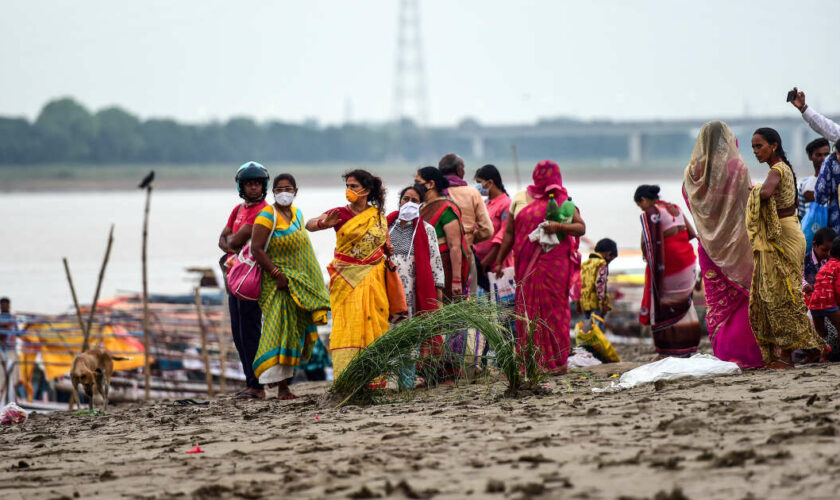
[2,0,839,126]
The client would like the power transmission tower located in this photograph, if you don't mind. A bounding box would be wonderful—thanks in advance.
[393,0,429,126]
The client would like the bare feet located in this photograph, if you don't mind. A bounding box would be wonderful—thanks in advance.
[276,381,297,400]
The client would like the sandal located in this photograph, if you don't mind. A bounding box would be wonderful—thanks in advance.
[765,359,795,370]
[168,399,211,407]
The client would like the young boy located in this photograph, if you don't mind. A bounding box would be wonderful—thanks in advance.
[804,227,837,293]
[578,238,618,330]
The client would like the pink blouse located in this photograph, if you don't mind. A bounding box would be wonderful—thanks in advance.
[474,193,515,269]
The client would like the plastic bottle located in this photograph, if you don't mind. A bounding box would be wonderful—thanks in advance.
[546,193,562,222]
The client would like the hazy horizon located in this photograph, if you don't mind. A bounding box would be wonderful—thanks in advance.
[2,0,839,126]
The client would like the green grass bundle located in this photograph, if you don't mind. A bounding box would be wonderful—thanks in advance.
[331,297,543,404]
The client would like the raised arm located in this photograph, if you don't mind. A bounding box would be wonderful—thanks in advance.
[306,209,341,232]
[792,89,840,143]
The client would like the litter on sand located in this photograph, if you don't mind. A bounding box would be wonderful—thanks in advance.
[568,347,603,368]
[1,403,28,425]
[186,445,204,454]
[592,354,741,393]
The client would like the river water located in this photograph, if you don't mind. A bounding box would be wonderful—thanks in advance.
[0,180,690,313]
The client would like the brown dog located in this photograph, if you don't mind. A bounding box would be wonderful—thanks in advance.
[68,348,130,411]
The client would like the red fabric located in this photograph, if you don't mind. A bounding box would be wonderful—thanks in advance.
[639,206,696,326]
[226,201,269,233]
[387,212,439,313]
[424,200,470,291]
[526,160,568,201]
[809,258,840,310]
[513,195,573,371]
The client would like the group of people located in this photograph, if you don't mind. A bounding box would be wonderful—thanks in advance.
[626,88,840,370]
[217,88,840,399]
[218,153,592,398]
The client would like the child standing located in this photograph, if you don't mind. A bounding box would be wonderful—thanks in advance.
[807,237,840,361]
[578,238,618,330]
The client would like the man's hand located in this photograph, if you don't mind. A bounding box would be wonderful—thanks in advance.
[792,87,807,111]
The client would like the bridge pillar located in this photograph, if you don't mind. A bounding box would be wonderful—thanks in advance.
[471,135,485,159]
[791,124,807,171]
[628,132,643,166]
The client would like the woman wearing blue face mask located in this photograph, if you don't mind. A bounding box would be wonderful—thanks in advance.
[473,164,514,274]
[250,174,330,399]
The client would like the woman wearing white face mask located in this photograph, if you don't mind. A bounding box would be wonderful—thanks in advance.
[251,174,330,399]
[387,184,446,316]
[387,184,445,388]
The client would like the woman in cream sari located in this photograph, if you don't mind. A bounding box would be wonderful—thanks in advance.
[306,170,390,378]
[748,128,826,368]
[683,121,763,368]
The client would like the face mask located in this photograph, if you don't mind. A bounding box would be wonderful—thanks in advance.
[398,201,420,221]
[275,192,295,206]
[475,182,489,196]
[346,188,360,203]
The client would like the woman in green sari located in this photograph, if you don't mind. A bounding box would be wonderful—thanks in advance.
[251,173,331,399]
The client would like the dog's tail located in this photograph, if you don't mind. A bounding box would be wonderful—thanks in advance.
[111,356,134,361]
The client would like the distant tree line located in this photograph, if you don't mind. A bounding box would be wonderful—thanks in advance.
[0,97,694,165]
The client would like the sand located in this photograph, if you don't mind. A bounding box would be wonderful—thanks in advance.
[3,344,840,500]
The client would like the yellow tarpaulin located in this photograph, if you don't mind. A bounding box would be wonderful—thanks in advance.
[18,321,148,400]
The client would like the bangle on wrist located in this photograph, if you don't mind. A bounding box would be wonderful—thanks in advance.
[800,104,808,113]
[316,218,325,229]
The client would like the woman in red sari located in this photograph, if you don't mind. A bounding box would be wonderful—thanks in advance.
[635,184,702,358]
[494,160,586,373]
[415,167,469,300]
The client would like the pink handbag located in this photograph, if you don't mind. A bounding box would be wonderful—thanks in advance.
[227,206,278,301]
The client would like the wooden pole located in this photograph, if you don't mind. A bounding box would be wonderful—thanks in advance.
[511,143,522,190]
[141,185,152,399]
[62,258,88,350]
[217,292,229,394]
[194,287,214,397]
[82,224,115,352]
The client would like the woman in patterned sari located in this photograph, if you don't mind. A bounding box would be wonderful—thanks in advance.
[494,160,586,373]
[251,174,331,399]
[748,128,826,369]
[683,121,764,368]
[634,185,701,358]
[306,169,390,378]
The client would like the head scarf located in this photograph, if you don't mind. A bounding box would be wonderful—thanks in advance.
[683,121,753,290]
[527,160,568,201]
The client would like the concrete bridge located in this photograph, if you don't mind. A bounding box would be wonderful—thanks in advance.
[452,114,839,167]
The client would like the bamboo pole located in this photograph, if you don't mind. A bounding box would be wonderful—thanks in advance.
[82,224,115,352]
[193,287,214,397]
[141,185,152,399]
[62,258,88,349]
[217,293,229,394]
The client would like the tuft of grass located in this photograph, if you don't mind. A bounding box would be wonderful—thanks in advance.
[331,297,548,405]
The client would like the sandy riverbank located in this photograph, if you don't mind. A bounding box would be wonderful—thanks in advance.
[3,342,839,499]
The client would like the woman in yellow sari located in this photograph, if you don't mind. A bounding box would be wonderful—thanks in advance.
[306,169,390,378]
[748,128,826,369]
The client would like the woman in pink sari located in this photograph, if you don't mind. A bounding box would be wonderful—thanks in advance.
[683,121,764,369]
[494,160,586,373]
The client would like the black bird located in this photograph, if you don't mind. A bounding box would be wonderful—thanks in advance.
[138,170,155,189]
